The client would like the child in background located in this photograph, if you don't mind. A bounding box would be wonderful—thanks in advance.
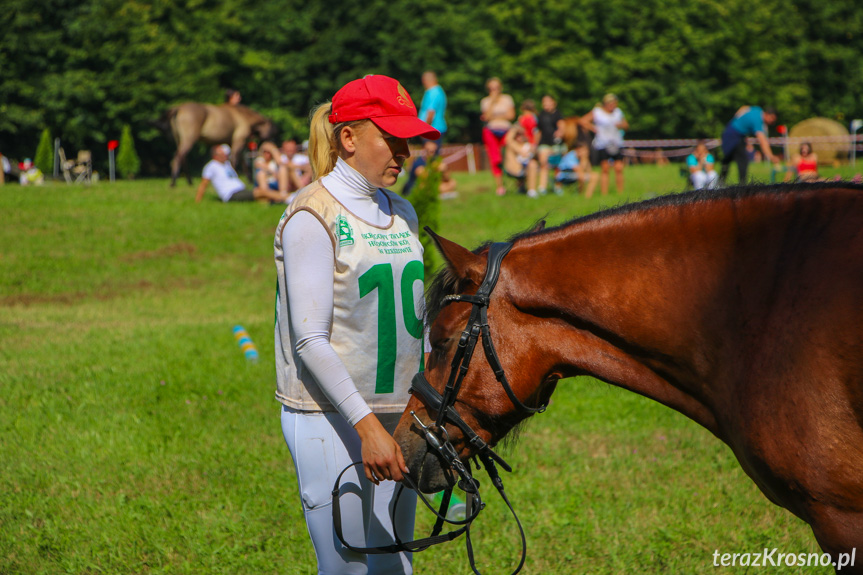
[555,143,598,197]
[503,125,539,197]
[518,100,539,147]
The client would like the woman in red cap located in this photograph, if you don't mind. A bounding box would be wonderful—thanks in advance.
[274,75,439,574]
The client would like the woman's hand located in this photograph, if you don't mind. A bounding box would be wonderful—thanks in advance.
[354,413,409,485]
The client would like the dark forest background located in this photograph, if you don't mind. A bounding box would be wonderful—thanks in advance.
[2,0,861,175]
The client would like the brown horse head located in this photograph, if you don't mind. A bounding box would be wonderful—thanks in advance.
[251,115,279,141]
[395,225,557,493]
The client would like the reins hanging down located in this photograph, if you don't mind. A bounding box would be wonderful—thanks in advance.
[332,238,548,575]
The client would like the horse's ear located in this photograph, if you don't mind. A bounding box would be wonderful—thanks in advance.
[424,227,485,285]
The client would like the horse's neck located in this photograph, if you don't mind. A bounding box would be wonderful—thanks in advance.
[506,194,811,432]
[218,104,262,122]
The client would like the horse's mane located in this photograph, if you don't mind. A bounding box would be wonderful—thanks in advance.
[512,180,862,242]
[425,181,862,324]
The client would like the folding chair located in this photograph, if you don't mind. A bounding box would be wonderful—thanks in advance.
[58,148,92,184]
[71,150,92,184]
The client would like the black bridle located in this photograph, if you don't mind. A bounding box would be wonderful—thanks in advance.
[332,240,547,574]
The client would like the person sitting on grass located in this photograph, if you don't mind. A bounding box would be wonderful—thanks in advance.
[401,139,457,199]
[18,158,44,186]
[254,142,290,197]
[786,142,819,182]
[196,144,288,203]
[554,142,598,197]
[503,124,539,197]
[280,138,312,192]
[686,140,719,190]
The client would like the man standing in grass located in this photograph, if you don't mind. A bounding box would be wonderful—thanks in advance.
[419,71,447,153]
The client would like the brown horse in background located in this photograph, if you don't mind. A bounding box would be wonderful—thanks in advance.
[560,115,593,150]
[165,103,278,186]
[394,182,863,572]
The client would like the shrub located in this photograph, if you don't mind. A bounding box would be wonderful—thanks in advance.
[34,129,53,175]
[408,155,442,279]
[117,125,141,179]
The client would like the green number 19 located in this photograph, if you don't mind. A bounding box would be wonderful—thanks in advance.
[358,261,424,394]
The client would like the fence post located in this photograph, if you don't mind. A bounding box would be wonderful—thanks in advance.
[851,120,862,167]
[465,144,476,174]
[53,138,60,180]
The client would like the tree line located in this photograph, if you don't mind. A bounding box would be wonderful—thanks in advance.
[2,0,861,176]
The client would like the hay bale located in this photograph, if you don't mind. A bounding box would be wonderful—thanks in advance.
[788,117,850,165]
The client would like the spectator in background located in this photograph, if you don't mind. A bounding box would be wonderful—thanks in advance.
[503,124,539,197]
[225,89,242,106]
[18,158,44,186]
[254,141,289,196]
[536,94,565,195]
[579,93,629,195]
[196,144,288,203]
[418,71,447,153]
[280,138,312,192]
[686,140,719,190]
[0,152,10,185]
[788,142,819,182]
[480,77,516,196]
[719,105,778,185]
[402,139,457,199]
[554,141,599,198]
[518,99,539,147]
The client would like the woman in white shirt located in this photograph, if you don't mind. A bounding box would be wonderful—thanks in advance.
[254,141,288,195]
[274,74,439,574]
[579,93,630,195]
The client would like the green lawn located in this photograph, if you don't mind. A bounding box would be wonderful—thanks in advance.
[3,162,854,574]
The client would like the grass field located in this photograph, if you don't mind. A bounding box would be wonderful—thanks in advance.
[3,161,857,574]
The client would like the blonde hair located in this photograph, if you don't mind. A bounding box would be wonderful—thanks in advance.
[308,102,369,179]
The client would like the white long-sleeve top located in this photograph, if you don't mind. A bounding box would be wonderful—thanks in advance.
[281,159,394,426]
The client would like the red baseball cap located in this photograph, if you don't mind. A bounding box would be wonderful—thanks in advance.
[328,75,441,140]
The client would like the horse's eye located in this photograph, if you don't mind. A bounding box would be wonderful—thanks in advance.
[429,337,452,362]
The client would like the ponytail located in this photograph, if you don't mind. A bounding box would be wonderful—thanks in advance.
[308,102,370,180]
[309,103,339,180]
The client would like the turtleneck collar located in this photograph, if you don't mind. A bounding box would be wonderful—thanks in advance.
[320,157,392,225]
[323,158,379,198]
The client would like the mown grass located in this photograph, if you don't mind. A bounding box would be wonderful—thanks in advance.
[3,161,856,574]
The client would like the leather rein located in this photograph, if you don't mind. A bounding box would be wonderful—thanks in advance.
[332,241,547,574]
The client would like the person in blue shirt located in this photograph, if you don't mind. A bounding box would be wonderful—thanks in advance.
[686,140,719,190]
[418,71,447,153]
[719,105,778,185]
[554,142,598,197]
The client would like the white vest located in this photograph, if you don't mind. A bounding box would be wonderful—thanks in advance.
[274,181,425,413]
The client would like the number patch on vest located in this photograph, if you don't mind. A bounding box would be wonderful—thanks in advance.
[358,261,424,394]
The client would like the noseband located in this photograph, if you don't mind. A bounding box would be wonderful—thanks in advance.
[332,240,547,575]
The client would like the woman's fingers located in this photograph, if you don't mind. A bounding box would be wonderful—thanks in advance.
[355,414,407,483]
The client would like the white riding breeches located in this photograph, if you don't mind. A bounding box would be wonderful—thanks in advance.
[280,406,416,575]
